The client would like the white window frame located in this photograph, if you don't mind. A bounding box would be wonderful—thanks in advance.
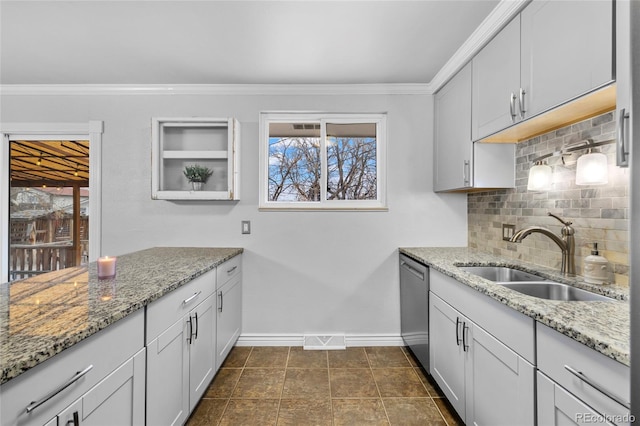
[0,121,103,283]
[259,112,387,211]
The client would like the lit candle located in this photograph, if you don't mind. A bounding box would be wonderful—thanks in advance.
[97,256,117,279]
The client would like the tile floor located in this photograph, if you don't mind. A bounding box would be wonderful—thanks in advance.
[186,346,463,425]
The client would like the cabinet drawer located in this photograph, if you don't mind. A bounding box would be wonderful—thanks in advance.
[146,269,216,343]
[537,323,630,421]
[217,255,241,289]
[430,269,535,363]
[0,309,144,426]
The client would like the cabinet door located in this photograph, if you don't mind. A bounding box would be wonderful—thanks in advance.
[429,293,467,419]
[465,323,534,426]
[434,63,473,191]
[521,0,613,118]
[189,294,216,411]
[216,275,242,370]
[146,318,190,426]
[472,16,521,141]
[537,372,611,426]
[616,0,632,168]
[57,348,145,426]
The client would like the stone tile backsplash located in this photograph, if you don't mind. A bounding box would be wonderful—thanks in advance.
[468,111,630,285]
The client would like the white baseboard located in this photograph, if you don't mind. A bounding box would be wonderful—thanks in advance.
[236,333,404,347]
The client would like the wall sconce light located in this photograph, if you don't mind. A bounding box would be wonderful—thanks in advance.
[575,148,608,185]
[527,138,614,191]
[527,161,553,191]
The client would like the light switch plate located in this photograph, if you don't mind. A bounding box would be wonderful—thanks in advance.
[241,220,251,234]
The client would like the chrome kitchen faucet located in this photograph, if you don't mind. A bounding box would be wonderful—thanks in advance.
[510,213,576,276]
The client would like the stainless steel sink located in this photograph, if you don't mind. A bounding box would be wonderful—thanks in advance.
[499,282,614,302]
[458,266,546,282]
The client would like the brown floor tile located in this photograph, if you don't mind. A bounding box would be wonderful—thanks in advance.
[245,346,290,368]
[372,368,429,397]
[287,347,328,368]
[232,368,286,398]
[277,399,332,426]
[221,346,252,368]
[205,368,242,398]
[433,397,464,426]
[282,368,331,399]
[383,398,447,426]
[328,347,369,368]
[366,346,412,368]
[330,368,379,398]
[332,399,389,426]
[219,399,279,425]
[413,367,444,398]
[401,347,419,367]
[186,398,228,426]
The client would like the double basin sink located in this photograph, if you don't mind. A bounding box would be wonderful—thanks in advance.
[458,266,613,302]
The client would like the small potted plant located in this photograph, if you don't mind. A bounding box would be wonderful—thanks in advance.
[183,164,213,191]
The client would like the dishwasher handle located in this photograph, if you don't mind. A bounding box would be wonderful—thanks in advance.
[400,260,426,281]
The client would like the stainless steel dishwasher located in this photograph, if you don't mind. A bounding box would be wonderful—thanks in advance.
[399,254,429,371]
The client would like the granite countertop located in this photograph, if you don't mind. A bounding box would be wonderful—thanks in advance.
[399,247,630,367]
[0,247,243,385]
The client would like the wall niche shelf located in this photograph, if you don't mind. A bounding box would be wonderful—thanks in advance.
[151,117,240,200]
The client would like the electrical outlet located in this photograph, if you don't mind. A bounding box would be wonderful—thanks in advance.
[502,224,515,241]
[241,220,251,234]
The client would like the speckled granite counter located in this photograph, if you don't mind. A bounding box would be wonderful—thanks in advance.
[399,247,630,367]
[0,247,243,385]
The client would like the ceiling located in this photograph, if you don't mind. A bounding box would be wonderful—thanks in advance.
[10,140,90,187]
[0,0,500,85]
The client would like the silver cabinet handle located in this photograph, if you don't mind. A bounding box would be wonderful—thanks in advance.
[462,322,470,352]
[187,315,193,344]
[218,290,224,312]
[26,365,94,413]
[463,160,471,187]
[227,266,238,275]
[194,312,199,340]
[519,88,526,119]
[455,317,462,346]
[509,92,517,122]
[67,411,79,426]
[617,108,630,167]
[400,261,425,281]
[182,291,202,306]
[564,365,630,409]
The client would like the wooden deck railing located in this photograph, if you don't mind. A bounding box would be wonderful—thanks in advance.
[9,241,88,281]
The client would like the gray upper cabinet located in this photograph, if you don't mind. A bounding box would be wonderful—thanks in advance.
[472,16,521,142]
[435,63,515,192]
[520,0,613,118]
[472,0,613,142]
[434,63,473,192]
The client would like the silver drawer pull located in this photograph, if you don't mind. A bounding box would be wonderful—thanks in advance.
[227,266,237,274]
[182,291,202,306]
[26,365,94,413]
[564,365,630,409]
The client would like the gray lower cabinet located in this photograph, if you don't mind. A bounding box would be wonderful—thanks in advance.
[537,323,630,426]
[429,269,535,426]
[215,256,243,371]
[52,349,146,426]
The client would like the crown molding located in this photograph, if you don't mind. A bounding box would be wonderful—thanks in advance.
[427,0,530,92]
[0,83,432,96]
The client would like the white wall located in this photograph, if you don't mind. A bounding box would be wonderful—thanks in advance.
[1,91,468,343]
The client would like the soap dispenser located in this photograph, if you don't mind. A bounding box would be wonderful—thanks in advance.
[583,243,610,285]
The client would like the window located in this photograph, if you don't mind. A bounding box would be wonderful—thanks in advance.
[259,113,387,210]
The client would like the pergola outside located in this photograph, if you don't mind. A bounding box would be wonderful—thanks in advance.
[9,140,89,281]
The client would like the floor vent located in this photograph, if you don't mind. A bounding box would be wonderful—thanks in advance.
[303,334,346,350]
